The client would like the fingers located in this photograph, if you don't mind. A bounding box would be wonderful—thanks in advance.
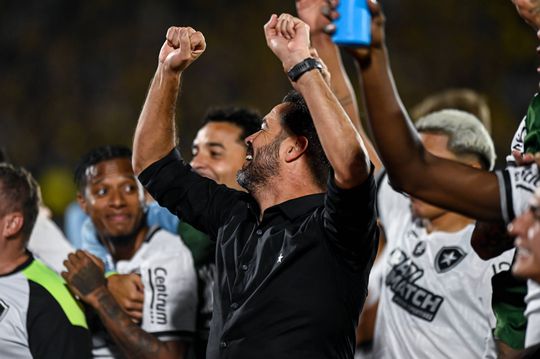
[166,26,201,52]
[85,251,105,271]
[190,31,206,54]
[276,14,307,40]
[512,149,536,165]
[131,273,145,292]
[277,14,293,40]
[126,309,143,323]
[264,14,279,37]
[367,0,383,21]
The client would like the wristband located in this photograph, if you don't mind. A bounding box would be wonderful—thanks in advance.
[287,58,323,82]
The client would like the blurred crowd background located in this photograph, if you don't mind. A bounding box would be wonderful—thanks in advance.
[0,0,538,223]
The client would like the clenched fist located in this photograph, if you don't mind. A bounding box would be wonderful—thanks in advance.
[159,26,206,73]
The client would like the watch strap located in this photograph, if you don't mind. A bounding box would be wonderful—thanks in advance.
[287,58,323,82]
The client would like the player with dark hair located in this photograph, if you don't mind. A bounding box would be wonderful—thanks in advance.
[64,145,197,359]
[0,163,91,358]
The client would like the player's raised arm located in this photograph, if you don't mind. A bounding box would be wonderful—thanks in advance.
[133,27,206,175]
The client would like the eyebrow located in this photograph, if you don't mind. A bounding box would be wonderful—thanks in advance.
[192,142,226,152]
[90,175,136,185]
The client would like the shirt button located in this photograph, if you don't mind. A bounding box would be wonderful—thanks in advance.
[256,229,263,235]
[230,302,239,310]
[220,341,228,348]
[241,264,248,271]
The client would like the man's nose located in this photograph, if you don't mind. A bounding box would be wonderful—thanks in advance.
[190,153,207,169]
[109,189,126,207]
[508,213,532,237]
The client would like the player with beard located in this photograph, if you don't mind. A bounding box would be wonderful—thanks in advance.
[63,145,197,359]
[77,108,261,358]
[126,14,377,359]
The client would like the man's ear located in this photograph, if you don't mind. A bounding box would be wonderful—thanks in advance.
[77,192,90,214]
[2,212,24,239]
[284,136,308,163]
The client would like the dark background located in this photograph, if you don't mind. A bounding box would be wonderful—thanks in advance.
[0,0,538,216]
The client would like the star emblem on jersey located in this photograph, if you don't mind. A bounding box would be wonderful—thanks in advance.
[435,247,467,273]
[413,241,426,257]
[0,299,9,322]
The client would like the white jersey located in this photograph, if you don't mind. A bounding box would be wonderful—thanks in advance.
[373,175,514,358]
[28,211,74,274]
[92,228,197,358]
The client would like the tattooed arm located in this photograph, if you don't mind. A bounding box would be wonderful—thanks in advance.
[62,250,187,359]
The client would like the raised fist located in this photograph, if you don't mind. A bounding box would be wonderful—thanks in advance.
[159,26,206,73]
[264,13,312,71]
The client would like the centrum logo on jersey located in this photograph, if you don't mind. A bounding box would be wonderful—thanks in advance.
[386,249,444,322]
[0,298,8,322]
[148,267,168,325]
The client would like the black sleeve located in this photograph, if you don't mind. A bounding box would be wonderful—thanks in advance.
[27,281,92,359]
[138,148,244,238]
[322,166,379,270]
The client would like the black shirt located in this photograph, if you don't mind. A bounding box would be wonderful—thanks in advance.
[139,148,378,359]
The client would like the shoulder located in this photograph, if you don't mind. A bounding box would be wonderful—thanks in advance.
[23,259,87,330]
[23,260,91,359]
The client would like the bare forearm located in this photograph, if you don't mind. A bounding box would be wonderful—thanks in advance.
[311,34,382,171]
[133,65,181,175]
[293,69,369,188]
[357,47,423,182]
[357,48,502,221]
[91,288,171,359]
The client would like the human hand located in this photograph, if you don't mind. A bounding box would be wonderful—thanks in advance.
[512,149,540,166]
[324,0,385,63]
[62,250,107,307]
[158,26,206,73]
[264,13,312,71]
[296,0,333,36]
[107,273,145,323]
[512,0,540,30]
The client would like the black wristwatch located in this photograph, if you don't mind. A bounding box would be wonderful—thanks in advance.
[287,58,323,82]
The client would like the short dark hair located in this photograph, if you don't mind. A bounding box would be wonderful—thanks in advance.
[281,91,330,188]
[0,163,40,238]
[201,106,262,141]
[74,145,132,192]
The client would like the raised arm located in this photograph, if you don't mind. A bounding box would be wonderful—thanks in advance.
[62,251,187,359]
[295,0,382,171]
[344,1,502,221]
[264,14,370,188]
[132,27,206,175]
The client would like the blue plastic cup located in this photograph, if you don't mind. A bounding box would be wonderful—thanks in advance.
[332,0,371,47]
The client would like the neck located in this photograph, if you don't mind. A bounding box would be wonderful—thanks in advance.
[102,226,149,262]
[422,211,474,234]
[252,170,323,218]
[0,237,30,275]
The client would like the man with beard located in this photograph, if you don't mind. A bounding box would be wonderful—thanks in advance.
[77,108,260,358]
[127,13,378,359]
[63,145,197,359]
